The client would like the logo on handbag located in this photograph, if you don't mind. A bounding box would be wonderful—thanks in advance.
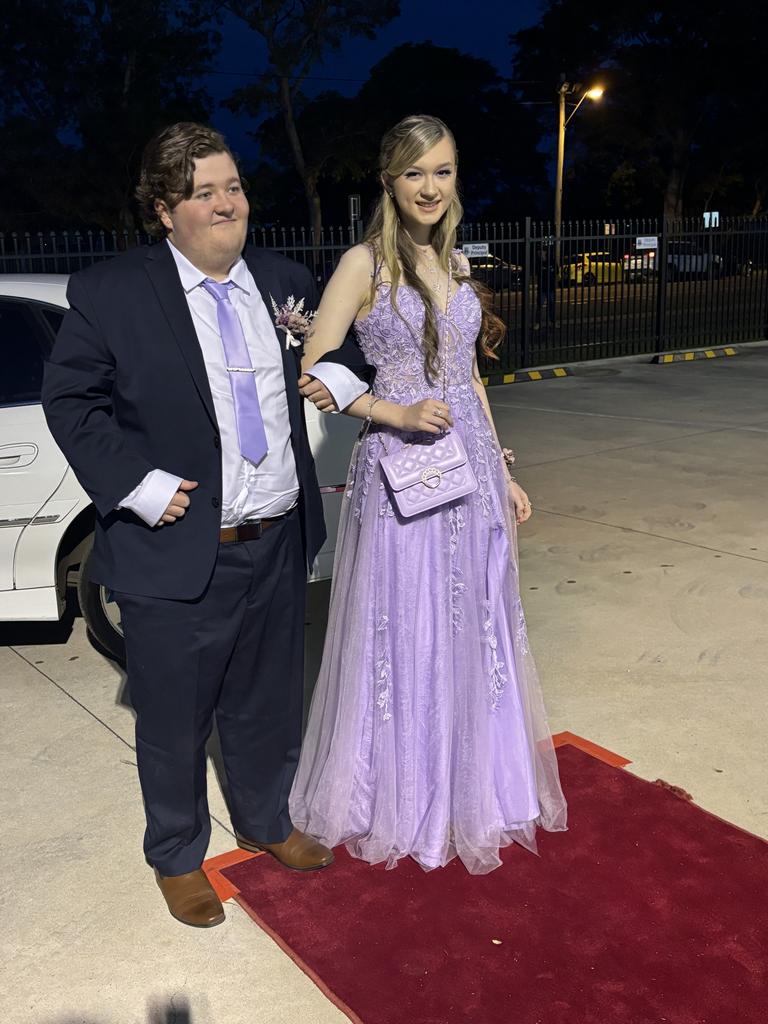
[421,467,442,489]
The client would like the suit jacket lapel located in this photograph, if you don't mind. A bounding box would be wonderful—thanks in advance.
[244,247,303,442]
[143,243,217,426]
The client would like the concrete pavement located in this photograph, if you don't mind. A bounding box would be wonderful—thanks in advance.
[2,343,767,1022]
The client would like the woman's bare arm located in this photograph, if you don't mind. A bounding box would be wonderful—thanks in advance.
[301,245,373,372]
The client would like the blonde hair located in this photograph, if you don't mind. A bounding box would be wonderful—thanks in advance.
[363,114,503,380]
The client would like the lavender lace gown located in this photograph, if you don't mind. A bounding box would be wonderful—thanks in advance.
[290,270,567,874]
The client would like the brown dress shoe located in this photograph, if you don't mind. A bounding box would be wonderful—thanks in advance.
[154,868,225,928]
[236,827,334,871]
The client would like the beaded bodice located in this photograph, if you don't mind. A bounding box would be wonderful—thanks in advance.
[353,280,483,411]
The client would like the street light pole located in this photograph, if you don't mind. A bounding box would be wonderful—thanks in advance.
[553,80,604,267]
[554,79,568,252]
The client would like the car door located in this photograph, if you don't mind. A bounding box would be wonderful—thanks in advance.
[0,298,69,590]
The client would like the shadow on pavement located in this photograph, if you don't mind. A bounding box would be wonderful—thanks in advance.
[0,589,78,648]
[45,1000,193,1023]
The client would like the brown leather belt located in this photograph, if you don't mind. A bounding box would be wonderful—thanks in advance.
[219,514,289,544]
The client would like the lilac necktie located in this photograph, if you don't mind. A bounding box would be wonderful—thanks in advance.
[202,278,269,466]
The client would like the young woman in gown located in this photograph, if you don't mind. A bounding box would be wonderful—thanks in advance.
[290,115,567,874]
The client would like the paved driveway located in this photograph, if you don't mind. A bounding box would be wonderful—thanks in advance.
[2,344,766,1023]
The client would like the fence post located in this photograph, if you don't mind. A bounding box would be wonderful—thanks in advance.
[521,216,532,367]
[655,217,668,350]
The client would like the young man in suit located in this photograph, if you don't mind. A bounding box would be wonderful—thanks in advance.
[42,123,369,927]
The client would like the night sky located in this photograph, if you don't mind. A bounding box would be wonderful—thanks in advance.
[207,0,542,158]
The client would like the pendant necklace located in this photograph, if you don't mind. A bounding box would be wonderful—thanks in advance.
[416,244,443,295]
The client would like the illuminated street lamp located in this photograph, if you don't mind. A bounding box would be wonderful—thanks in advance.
[554,79,605,247]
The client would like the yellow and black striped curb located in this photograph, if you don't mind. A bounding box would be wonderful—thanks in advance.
[653,347,737,364]
[481,367,571,386]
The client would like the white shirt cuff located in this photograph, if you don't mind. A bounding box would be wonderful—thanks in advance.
[308,362,368,413]
[118,469,183,527]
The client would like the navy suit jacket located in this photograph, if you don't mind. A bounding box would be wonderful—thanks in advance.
[42,241,371,600]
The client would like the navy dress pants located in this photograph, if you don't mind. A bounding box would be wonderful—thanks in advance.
[115,510,305,877]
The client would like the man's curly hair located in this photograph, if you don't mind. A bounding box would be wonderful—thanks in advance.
[135,122,241,238]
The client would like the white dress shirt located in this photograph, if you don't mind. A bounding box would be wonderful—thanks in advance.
[118,241,367,527]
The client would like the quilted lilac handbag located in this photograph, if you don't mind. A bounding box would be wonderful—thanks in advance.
[379,430,477,517]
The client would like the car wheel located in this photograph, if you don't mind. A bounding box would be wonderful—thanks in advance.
[76,537,126,663]
[582,272,596,286]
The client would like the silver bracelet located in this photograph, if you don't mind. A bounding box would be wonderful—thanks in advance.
[365,395,381,426]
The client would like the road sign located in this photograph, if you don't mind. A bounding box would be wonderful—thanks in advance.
[462,243,489,257]
[703,211,720,228]
[636,236,658,250]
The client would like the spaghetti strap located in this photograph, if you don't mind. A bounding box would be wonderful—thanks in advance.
[364,242,385,283]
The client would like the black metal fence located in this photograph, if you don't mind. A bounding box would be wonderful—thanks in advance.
[0,224,359,278]
[2,216,767,375]
[460,216,768,377]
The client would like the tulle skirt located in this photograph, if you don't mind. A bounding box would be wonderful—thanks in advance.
[291,397,567,874]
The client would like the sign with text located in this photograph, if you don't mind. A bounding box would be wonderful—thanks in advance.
[703,211,720,228]
[462,243,489,257]
[636,236,658,250]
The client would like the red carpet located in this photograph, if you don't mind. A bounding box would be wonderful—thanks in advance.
[221,744,767,1024]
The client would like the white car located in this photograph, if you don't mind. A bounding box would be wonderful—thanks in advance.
[0,274,360,662]
[666,241,723,278]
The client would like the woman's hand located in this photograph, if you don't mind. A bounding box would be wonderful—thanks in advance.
[298,374,338,412]
[398,399,453,433]
[508,478,533,525]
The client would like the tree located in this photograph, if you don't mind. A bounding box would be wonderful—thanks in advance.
[244,89,363,225]
[245,43,549,226]
[511,1,768,218]
[74,1,217,228]
[0,1,218,230]
[223,0,399,239]
[351,43,548,220]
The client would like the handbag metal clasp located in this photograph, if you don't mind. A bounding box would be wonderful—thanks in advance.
[421,467,442,489]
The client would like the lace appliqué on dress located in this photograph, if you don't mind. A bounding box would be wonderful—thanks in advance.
[514,597,531,656]
[349,435,380,522]
[462,404,500,521]
[449,505,467,636]
[482,599,508,710]
[375,614,393,721]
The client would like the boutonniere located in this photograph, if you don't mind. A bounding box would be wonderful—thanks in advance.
[270,294,316,350]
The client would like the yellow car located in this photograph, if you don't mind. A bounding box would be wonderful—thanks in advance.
[560,251,624,286]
